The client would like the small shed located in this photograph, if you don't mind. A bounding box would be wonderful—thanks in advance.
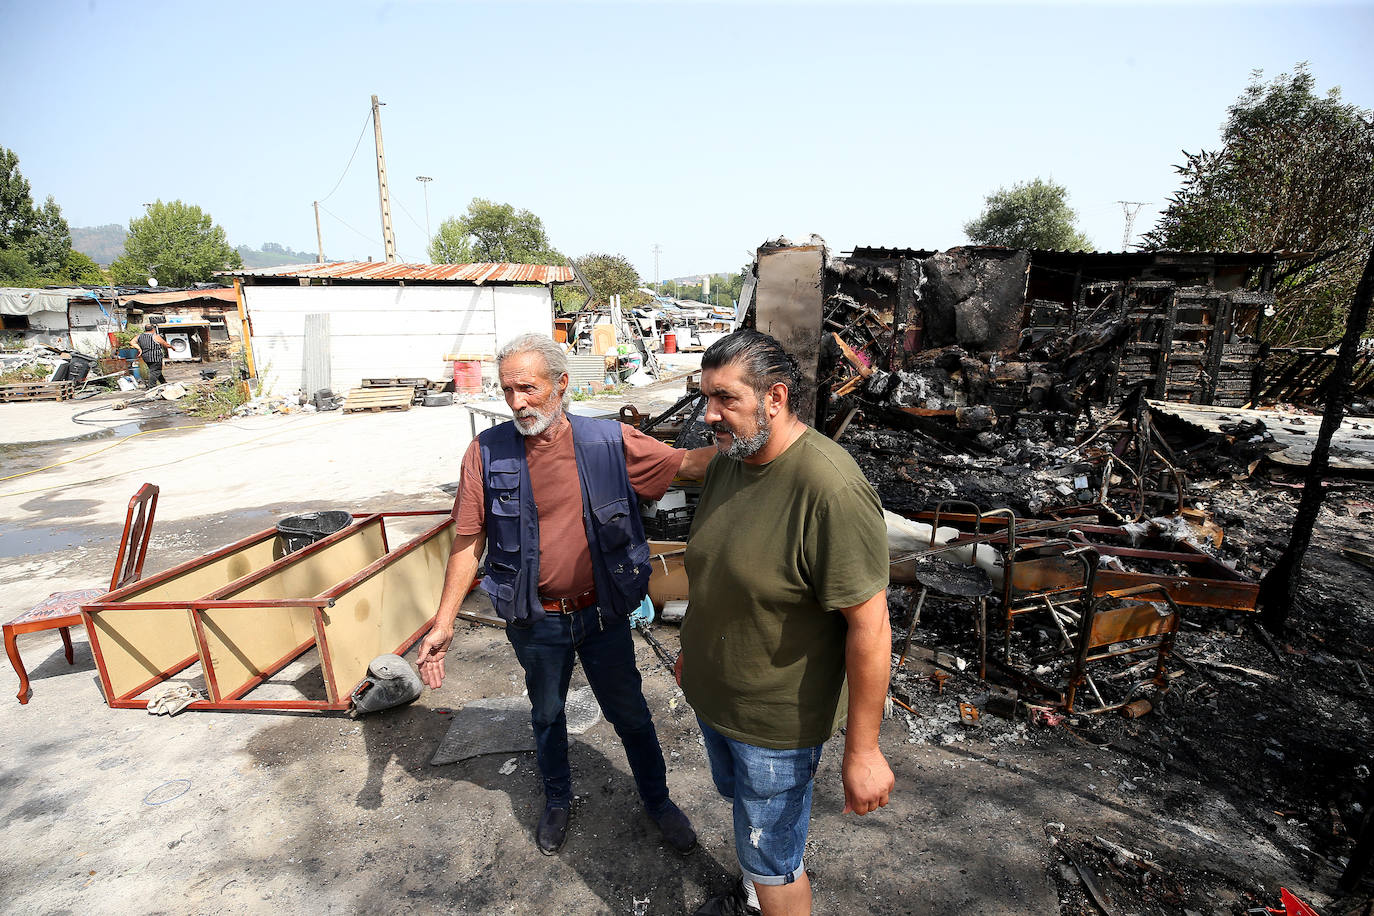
[222,261,576,394]
[119,288,241,344]
[1,287,122,353]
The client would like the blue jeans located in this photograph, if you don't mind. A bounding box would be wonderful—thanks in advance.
[506,605,671,815]
[698,717,823,885]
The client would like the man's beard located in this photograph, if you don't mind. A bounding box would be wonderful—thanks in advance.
[711,400,771,459]
[514,400,562,437]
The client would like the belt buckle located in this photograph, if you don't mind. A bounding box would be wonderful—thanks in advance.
[558,597,575,613]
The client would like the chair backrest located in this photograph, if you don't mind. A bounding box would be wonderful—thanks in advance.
[1079,584,1180,656]
[109,483,160,592]
[1003,539,1098,606]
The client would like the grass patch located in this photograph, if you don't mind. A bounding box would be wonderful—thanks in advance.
[0,365,51,385]
[182,379,251,420]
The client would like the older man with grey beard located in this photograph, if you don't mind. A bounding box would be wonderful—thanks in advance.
[417,333,714,857]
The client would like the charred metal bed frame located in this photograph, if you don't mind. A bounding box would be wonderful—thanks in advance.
[904,509,1258,612]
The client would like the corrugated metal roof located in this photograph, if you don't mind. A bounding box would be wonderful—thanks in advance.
[220,261,574,284]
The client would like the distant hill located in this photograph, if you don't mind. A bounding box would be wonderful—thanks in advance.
[236,243,321,268]
[71,224,127,266]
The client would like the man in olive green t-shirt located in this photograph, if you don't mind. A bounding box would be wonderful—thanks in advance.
[679,330,894,916]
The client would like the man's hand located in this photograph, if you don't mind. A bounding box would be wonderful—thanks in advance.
[673,650,683,686]
[419,529,485,691]
[416,624,454,689]
[841,746,894,815]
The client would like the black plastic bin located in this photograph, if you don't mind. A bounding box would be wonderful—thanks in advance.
[276,510,354,554]
[67,352,96,383]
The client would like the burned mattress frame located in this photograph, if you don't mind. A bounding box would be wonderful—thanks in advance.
[904,509,1257,612]
[80,510,455,712]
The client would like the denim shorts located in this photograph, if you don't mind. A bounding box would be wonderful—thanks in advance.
[698,717,823,885]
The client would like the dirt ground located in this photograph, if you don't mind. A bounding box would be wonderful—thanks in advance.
[0,389,1369,915]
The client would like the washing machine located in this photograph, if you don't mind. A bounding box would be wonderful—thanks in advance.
[164,331,195,362]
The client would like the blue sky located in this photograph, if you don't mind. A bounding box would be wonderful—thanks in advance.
[3,0,1372,281]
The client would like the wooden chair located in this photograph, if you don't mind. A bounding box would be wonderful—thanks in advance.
[4,483,158,704]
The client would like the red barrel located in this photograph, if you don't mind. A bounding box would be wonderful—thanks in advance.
[663,333,677,354]
[452,359,483,393]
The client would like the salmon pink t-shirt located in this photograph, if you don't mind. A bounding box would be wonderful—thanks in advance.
[452,419,683,598]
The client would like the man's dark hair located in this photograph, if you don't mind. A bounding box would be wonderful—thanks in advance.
[701,329,802,405]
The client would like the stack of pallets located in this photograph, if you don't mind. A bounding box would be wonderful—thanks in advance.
[341,386,413,413]
[0,380,76,403]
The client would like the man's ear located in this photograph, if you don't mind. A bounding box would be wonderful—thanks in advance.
[768,381,789,417]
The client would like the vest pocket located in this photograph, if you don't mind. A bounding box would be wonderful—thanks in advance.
[592,498,635,551]
[487,465,522,552]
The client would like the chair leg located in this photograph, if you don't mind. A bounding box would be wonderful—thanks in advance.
[60,627,75,665]
[4,627,30,705]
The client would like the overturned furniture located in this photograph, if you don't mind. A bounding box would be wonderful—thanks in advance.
[81,510,454,712]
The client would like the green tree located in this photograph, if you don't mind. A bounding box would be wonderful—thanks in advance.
[57,249,105,285]
[0,146,35,253]
[1143,64,1374,345]
[428,198,565,265]
[0,248,37,284]
[112,199,242,286]
[26,195,71,277]
[963,177,1092,250]
[574,253,642,302]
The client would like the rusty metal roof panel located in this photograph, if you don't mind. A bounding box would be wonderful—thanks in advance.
[221,261,574,284]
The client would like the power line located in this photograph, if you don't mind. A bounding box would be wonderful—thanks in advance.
[393,196,429,239]
[318,202,379,249]
[319,110,374,204]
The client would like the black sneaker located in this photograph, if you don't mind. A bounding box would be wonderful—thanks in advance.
[650,799,697,854]
[536,804,570,855]
[693,878,759,916]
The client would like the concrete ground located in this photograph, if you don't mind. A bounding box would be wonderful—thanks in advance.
[0,387,1319,914]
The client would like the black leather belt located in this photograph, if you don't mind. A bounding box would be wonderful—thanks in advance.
[539,587,597,614]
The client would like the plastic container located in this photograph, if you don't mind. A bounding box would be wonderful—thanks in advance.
[67,352,95,383]
[663,333,677,354]
[117,347,141,360]
[452,359,482,393]
[276,510,354,555]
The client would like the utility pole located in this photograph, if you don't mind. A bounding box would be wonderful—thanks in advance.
[1117,201,1146,251]
[372,94,398,263]
[313,201,324,263]
[416,175,433,255]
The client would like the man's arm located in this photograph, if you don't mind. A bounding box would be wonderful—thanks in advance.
[416,529,486,689]
[838,589,894,815]
[677,446,715,480]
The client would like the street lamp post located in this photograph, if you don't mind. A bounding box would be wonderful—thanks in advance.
[415,175,433,254]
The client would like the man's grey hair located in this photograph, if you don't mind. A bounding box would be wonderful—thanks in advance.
[496,333,571,407]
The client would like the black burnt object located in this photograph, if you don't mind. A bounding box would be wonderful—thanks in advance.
[276,510,353,554]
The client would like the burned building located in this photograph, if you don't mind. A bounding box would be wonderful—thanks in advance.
[752,241,1291,438]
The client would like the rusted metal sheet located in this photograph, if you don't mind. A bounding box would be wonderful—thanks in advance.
[222,261,575,285]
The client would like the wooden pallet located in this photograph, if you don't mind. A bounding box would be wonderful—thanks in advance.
[362,377,430,389]
[0,380,76,403]
[342,386,413,413]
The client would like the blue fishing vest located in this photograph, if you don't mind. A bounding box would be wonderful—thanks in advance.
[477,413,652,624]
